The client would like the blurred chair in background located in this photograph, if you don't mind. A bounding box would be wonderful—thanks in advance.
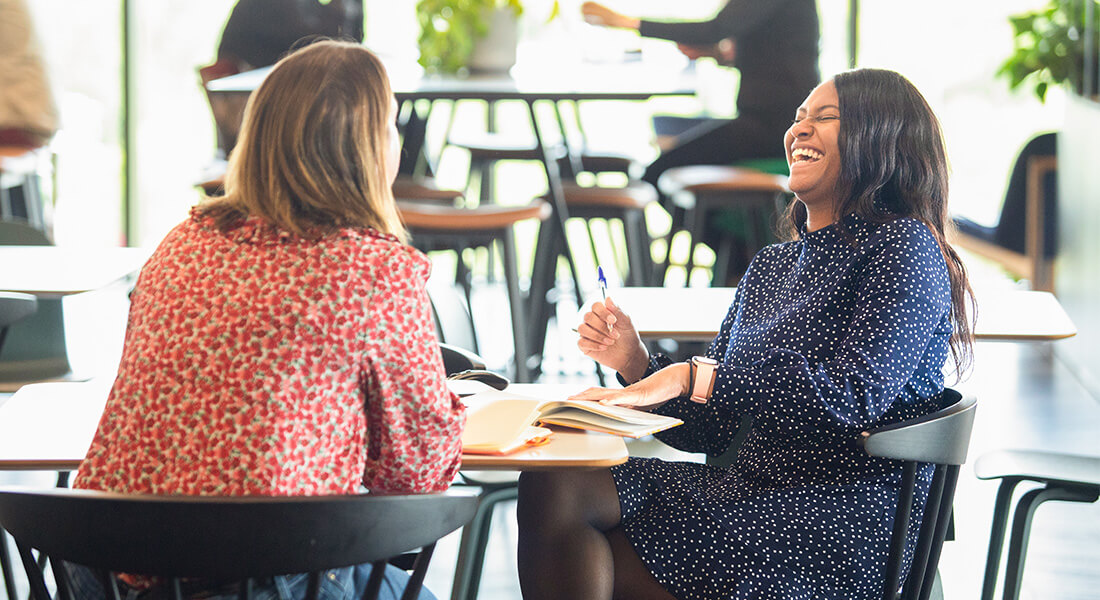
[951,132,1058,292]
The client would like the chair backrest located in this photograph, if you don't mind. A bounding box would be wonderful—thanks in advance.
[0,488,478,600]
[996,132,1057,257]
[198,58,246,158]
[859,389,977,600]
[440,342,487,374]
[426,282,479,353]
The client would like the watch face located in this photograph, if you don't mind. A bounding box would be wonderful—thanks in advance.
[694,356,718,366]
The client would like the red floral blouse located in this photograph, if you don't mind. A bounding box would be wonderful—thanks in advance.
[76,208,465,497]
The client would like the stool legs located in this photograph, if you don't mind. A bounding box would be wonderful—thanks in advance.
[622,210,653,286]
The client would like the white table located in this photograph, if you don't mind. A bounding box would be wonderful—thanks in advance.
[596,287,1077,343]
[0,246,149,298]
[0,381,627,473]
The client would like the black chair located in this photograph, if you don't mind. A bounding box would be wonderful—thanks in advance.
[974,449,1100,600]
[951,132,1057,292]
[0,221,73,390]
[0,488,478,600]
[858,390,977,600]
[0,292,37,355]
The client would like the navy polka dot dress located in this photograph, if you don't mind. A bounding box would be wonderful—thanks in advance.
[612,214,954,599]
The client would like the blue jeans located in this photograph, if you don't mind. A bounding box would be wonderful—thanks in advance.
[66,562,437,600]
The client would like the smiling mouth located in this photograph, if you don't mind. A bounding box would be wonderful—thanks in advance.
[791,148,823,163]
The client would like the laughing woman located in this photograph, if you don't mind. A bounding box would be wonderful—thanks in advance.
[517,69,974,600]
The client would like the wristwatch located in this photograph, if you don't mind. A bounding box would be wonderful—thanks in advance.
[689,356,718,404]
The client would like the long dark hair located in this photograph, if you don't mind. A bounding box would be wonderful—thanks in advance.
[784,68,975,378]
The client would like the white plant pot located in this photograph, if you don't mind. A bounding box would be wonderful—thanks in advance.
[467,8,519,73]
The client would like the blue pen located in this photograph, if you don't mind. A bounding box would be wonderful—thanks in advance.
[597,266,607,300]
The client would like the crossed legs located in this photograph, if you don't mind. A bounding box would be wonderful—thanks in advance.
[516,468,677,600]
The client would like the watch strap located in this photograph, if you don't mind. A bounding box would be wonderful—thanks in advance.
[690,357,716,404]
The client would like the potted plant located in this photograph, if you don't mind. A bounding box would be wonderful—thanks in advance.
[416,0,525,74]
[998,0,1100,101]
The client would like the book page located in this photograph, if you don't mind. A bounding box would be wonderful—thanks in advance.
[538,400,676,426]
[537,401,682,438]
[460,389,683,454]
[462,396,544,454]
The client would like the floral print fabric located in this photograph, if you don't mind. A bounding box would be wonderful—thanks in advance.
[77,208,465,497]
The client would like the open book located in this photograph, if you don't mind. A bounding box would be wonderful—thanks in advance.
[462,389,683,455]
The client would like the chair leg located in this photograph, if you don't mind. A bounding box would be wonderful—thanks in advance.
[450,485,519,600]
[0,529,17,600]
[501,229,531,382]
[50,557,76,600]
[712,236,734,288]
[1001,484,1099,600]
[658,205,686,285]
[400,544,436,600]
[525,219,563,379]
[622,210,653,287]
[981,478,1022,600]
[15,541,51,600]
[363,561,387,600]
[904,467,947,600]
[683,199,707,287]
[916,468,960,600]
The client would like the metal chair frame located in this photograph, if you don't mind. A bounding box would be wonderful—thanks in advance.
[0,488,478,600]
[858,390,977,600]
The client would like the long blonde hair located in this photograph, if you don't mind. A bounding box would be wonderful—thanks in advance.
[201,40,405,242]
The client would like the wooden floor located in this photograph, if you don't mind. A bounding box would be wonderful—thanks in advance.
[2,267,1098,600]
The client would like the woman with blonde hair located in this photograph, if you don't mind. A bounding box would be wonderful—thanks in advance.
[70,40,464,600]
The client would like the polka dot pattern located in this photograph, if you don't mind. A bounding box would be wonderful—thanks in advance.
[613,214,954,599]
[76,208,466,498]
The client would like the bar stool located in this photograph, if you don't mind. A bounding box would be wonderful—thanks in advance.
[552,180,657,286]
[975,449,1100,600]
[452,132,657,284]
[399,198,551,383]
[448,133,545,207]
[657,165,790,286]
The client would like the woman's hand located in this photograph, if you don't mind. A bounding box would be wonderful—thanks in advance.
[676,39,736,64]
[581,2,641,30]
[569,363,690,410]
[576,296,649,383]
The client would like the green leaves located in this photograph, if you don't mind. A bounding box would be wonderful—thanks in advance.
[998,0,1100,102]
[416,0,526,74]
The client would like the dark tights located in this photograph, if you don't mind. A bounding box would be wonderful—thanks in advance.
[516,468,677,600]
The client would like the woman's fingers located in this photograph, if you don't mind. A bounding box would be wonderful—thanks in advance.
[576,337,608,354]
[604,297,632,329]
[581,313,618,342]
[569,386,613,401]
[589,301,618,327]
